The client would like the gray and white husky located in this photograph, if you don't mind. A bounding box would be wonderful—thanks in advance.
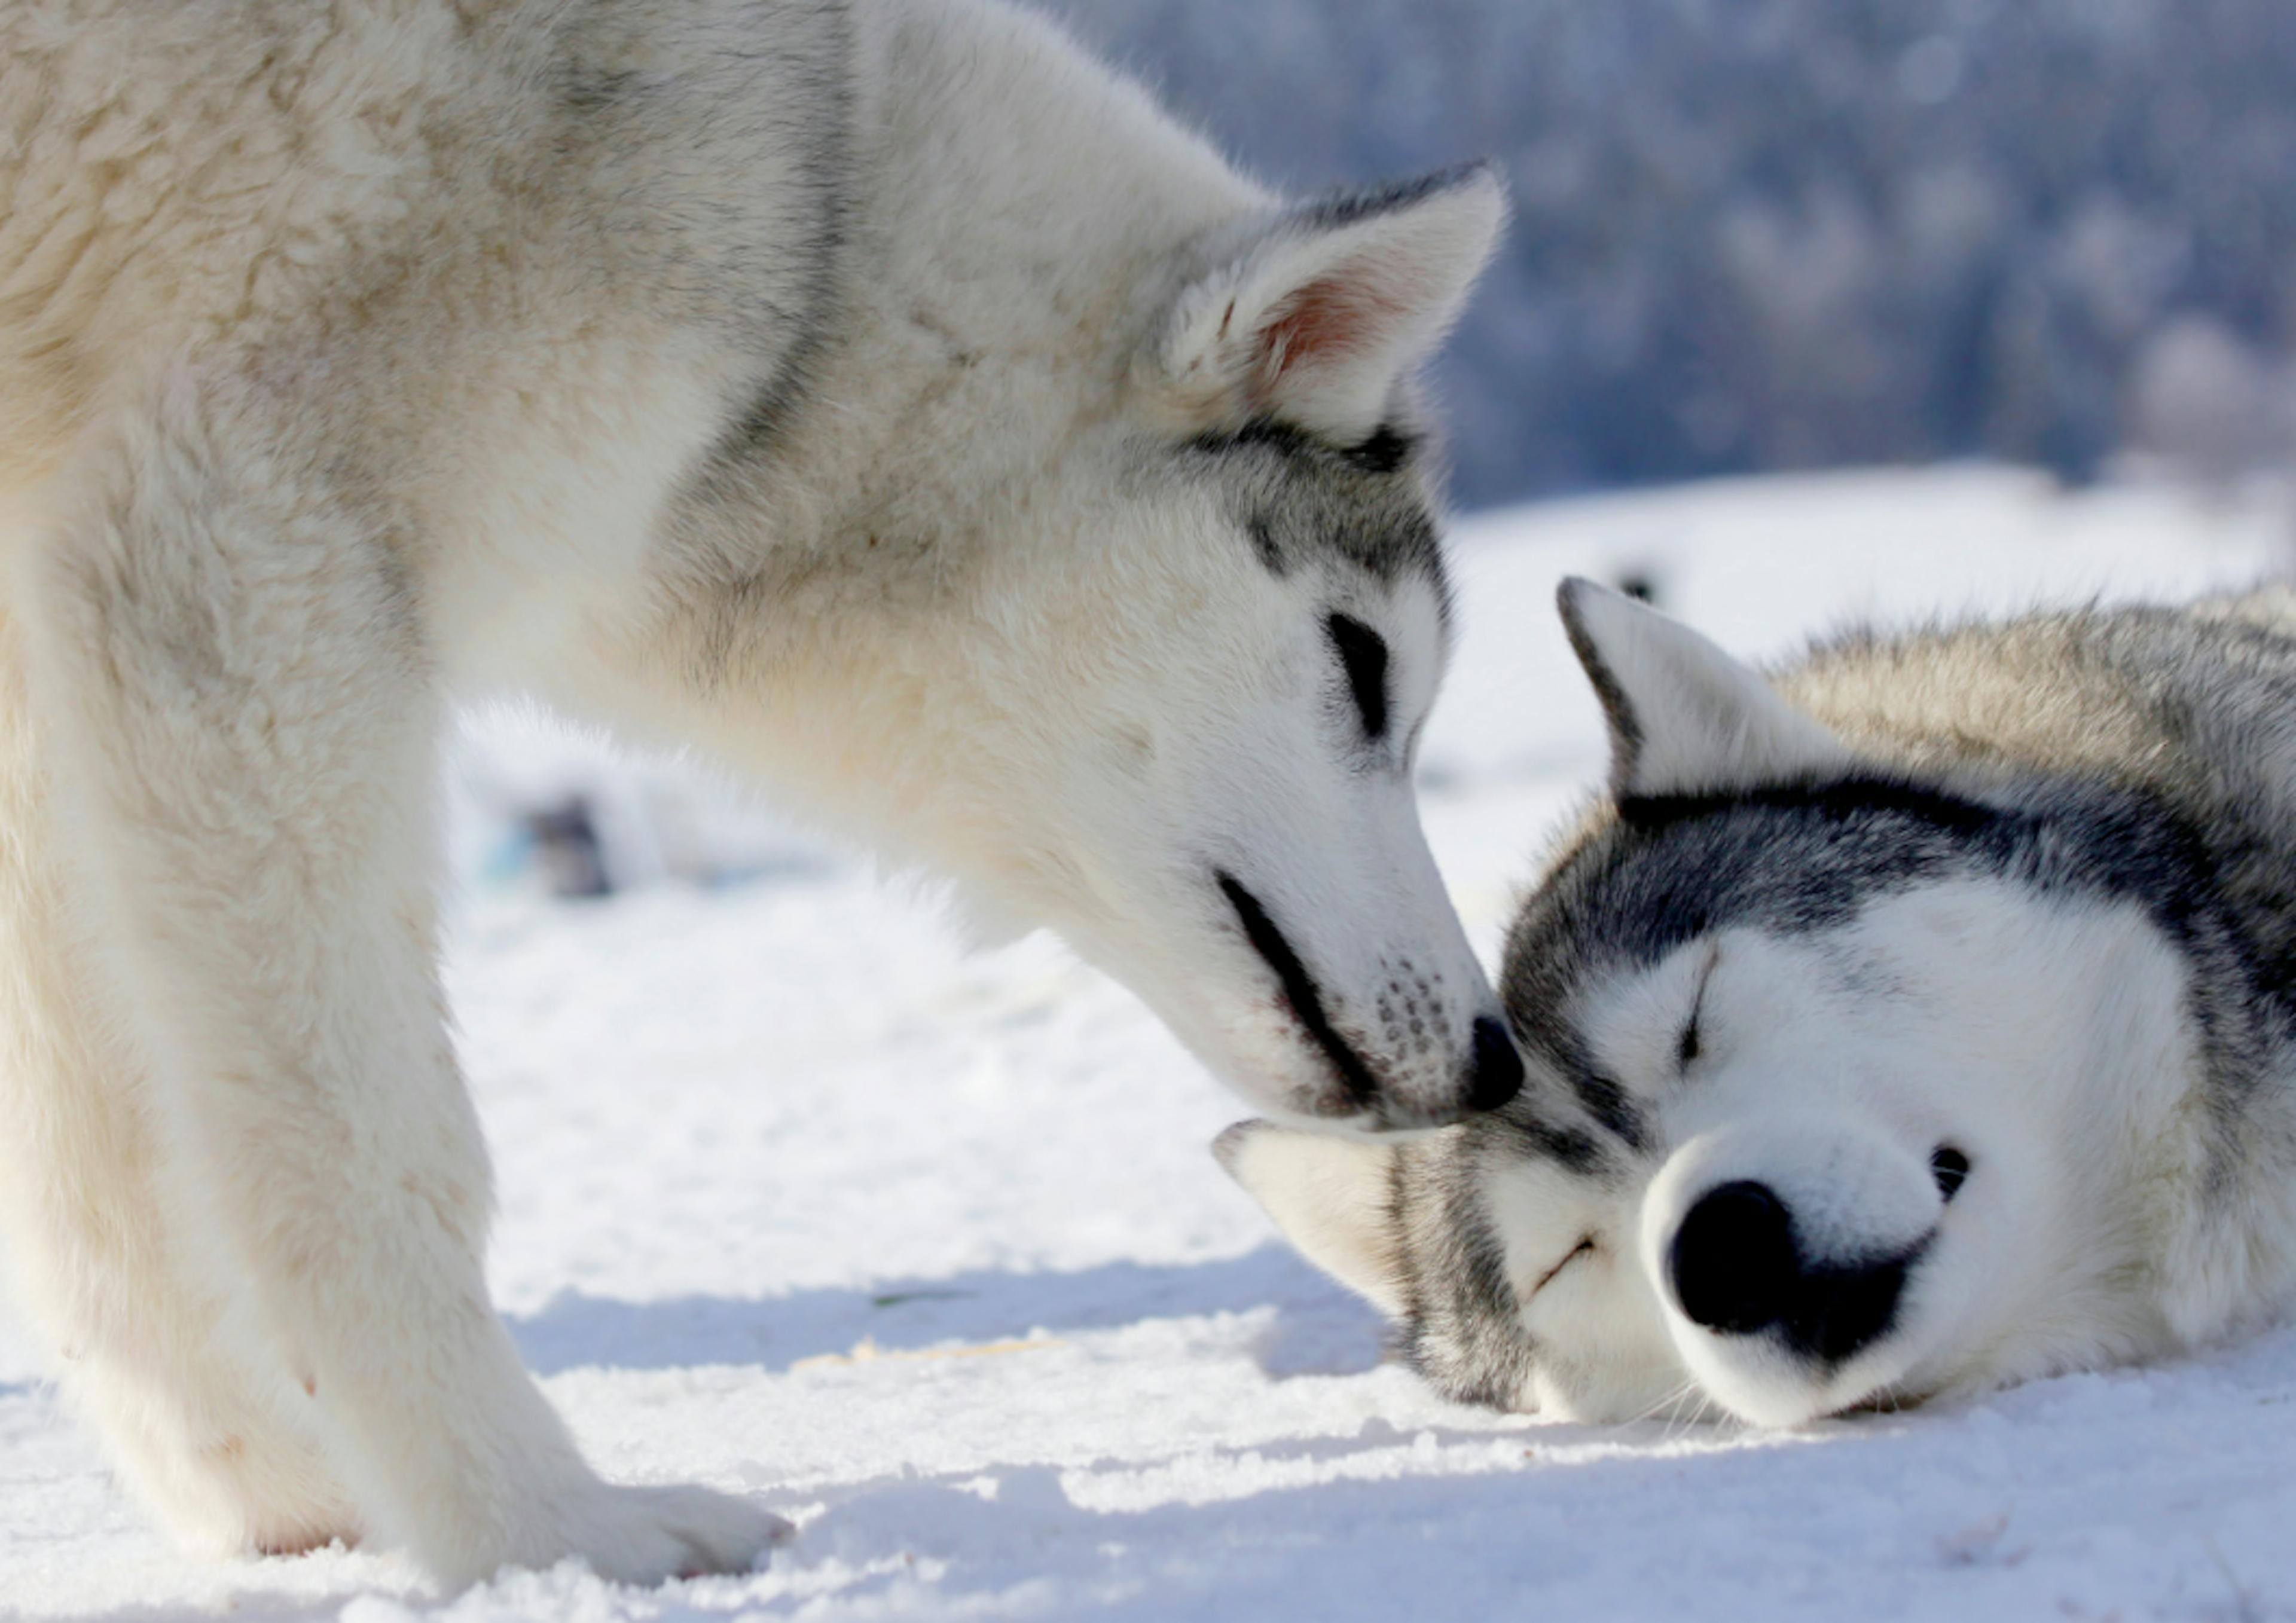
[0,0,1513,1588]
[1227,579,2296,1429]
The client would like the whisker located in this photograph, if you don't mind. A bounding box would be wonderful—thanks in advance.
[1625,1379,1697,1431]
[1653,1380,1706,1442]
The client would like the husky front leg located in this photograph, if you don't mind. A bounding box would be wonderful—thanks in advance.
[0,606,358,1558]
[19,383,781,1588]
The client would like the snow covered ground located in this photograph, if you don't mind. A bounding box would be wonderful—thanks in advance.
[5,466,2296,1621]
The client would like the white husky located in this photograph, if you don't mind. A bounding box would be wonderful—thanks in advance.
[1228,581,2296,1431]
[0,0,1515,1588]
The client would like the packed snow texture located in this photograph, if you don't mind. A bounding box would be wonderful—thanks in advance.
[4,468,2294,1621]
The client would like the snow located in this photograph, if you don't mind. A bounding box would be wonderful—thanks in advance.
[5,465,2295,1621]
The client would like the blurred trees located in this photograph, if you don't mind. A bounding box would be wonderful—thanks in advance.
[1051,0,2296,505]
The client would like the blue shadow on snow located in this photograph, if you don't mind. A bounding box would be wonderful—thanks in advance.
[506,1243,1381,1379]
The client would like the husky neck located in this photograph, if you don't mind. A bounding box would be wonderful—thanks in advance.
[566,0,1274,863]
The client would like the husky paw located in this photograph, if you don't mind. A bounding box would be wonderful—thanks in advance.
[554,1481,790,1585]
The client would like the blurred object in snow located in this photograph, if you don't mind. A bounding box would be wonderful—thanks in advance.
[524,798,613,900]
[447,708,842,903]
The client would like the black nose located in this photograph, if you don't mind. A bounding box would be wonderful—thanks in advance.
[1668,1181,1911,1365]
[1465,1016,1524,1111]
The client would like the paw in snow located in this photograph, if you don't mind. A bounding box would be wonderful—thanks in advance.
[551,1481,791,1585]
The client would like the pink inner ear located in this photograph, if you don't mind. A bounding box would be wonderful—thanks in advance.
[1251,275,1411,404]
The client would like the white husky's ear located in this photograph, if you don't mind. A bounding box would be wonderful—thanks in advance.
[1149,164,1507,445]
[1558,577,1850,799]
[1215,1121,1406,1315]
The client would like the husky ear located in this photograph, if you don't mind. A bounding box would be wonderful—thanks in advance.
[1558,577,1850,799]
[1215,1121,1406,1316]
[1149,163,1507,445]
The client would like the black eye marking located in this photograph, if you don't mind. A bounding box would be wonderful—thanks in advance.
[1342,423,1418,475]
[1326,613,1390,741]
[1931,1146,1970,1201]
[1531,1236,1598,1297]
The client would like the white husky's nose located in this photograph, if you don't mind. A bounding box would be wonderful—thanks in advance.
[1214,867,1521,1128]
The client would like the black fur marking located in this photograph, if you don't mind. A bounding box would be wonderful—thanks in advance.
[1186,418,1317,464]
[1193,420,1442,597]
[1616,778,1999,840]
[1344,424,1419,475]
[717,381,799,461]
[677,14,857,494]
[1483,1112,1604,1174]
[1189,417,1422,478]
[1571,1065,1647,1150]
[1557,582,1644,791]
[1246,515,1287,576]
[560,66,639,117]
[1505,769,2296,1172]
[1293,159,1494,233]
[1184,420,1445,595]
[1400,1133,1543,1409]
[1507,1023,1648,1151]
[1326,613,1391,741]
[1217,872,1380,1108]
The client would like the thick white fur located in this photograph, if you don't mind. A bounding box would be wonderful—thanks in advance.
[1214,1124,1406,1317]
[0,0,1503,1591]
[1559,578,1850,798]
[1611,897,2199,1426]
[1236,592,2261,1429]
[1238,828,2222,1434]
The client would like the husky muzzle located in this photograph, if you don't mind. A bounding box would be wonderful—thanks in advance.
[1216,869,1522,1127]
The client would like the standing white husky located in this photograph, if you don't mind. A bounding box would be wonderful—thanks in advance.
[1229,582,2296,1429]
[0,0,1514,1588]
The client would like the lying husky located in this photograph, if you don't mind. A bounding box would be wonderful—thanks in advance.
[0,0,1515,1589]
[1227,579,2296,1428]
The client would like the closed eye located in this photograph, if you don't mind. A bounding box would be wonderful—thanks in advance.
[1678,947,1720,1071]
[1326,613,1389,741]
[1531,1236,1596,1297]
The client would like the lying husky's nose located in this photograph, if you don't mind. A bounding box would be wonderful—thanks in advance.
[1669,1181,1912,1365]
[1465,1016,1523,1111]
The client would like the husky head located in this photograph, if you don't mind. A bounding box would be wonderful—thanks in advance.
[1220,581,2237,1421]
[1006,167,1521,1130]
[737,157,1521,1130]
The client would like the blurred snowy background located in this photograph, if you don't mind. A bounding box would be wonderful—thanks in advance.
[1057,0,2296,507]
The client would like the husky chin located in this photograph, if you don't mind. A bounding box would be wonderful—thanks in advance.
[0,0,1516,1589]
[1225,579,2296,1429]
